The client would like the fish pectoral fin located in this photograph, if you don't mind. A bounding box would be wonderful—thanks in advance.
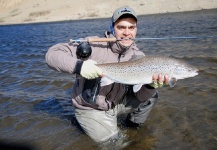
[100,76,114,86]
[133,84,143,92]
[169,77,177,87]
[129,55,144,61]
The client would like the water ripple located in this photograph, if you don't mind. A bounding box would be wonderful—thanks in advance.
[0,9,217,149]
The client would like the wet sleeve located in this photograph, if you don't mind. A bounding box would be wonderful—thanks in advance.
[134,85,157,102]
[45,43,78,73]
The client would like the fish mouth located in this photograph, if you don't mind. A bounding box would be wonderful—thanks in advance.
[193,72,199,76]
[179,70,198,79]
[189,66,199,77]
[189,71,198,77]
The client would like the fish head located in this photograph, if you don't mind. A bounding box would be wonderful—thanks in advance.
[173,63,198,79]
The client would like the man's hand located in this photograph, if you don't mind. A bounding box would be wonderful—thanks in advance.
[150,74,169,88]
[80,60,103,79]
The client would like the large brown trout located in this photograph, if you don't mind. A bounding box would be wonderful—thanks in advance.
[97,55,198,89]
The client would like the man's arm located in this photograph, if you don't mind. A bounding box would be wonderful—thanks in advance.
[46,42,103,79]
[45,43,78,73]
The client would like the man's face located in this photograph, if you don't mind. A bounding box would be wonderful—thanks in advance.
[114,17,137,47]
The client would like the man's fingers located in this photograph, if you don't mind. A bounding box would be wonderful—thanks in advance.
[158,74,162,82]
[164,75,169,85]
[151,74,170,88]
[152,74,157,81]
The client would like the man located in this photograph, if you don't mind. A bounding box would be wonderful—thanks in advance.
[45,6,168,142]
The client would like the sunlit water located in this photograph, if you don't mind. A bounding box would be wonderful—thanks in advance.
[0,9,217,150]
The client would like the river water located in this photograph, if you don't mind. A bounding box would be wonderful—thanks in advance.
[0,9,217,150]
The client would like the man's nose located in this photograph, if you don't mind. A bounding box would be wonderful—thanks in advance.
[123,28,130,35]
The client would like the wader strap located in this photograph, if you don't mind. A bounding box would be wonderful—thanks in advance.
[82,78,101,104]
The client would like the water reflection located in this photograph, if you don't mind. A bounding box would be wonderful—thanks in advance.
[0,9,217,149]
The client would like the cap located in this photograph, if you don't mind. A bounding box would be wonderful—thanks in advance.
[112,6,137,23]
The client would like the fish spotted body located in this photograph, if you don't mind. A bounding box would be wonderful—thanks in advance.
[97,55,198,87]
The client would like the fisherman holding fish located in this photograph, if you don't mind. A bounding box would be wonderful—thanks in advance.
[46,6,169,142]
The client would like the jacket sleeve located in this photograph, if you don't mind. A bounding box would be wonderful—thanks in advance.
[134,85,157,102]
[45,43,78,73]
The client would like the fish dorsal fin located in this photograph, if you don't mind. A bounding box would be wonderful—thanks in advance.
[129,55,144,61]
